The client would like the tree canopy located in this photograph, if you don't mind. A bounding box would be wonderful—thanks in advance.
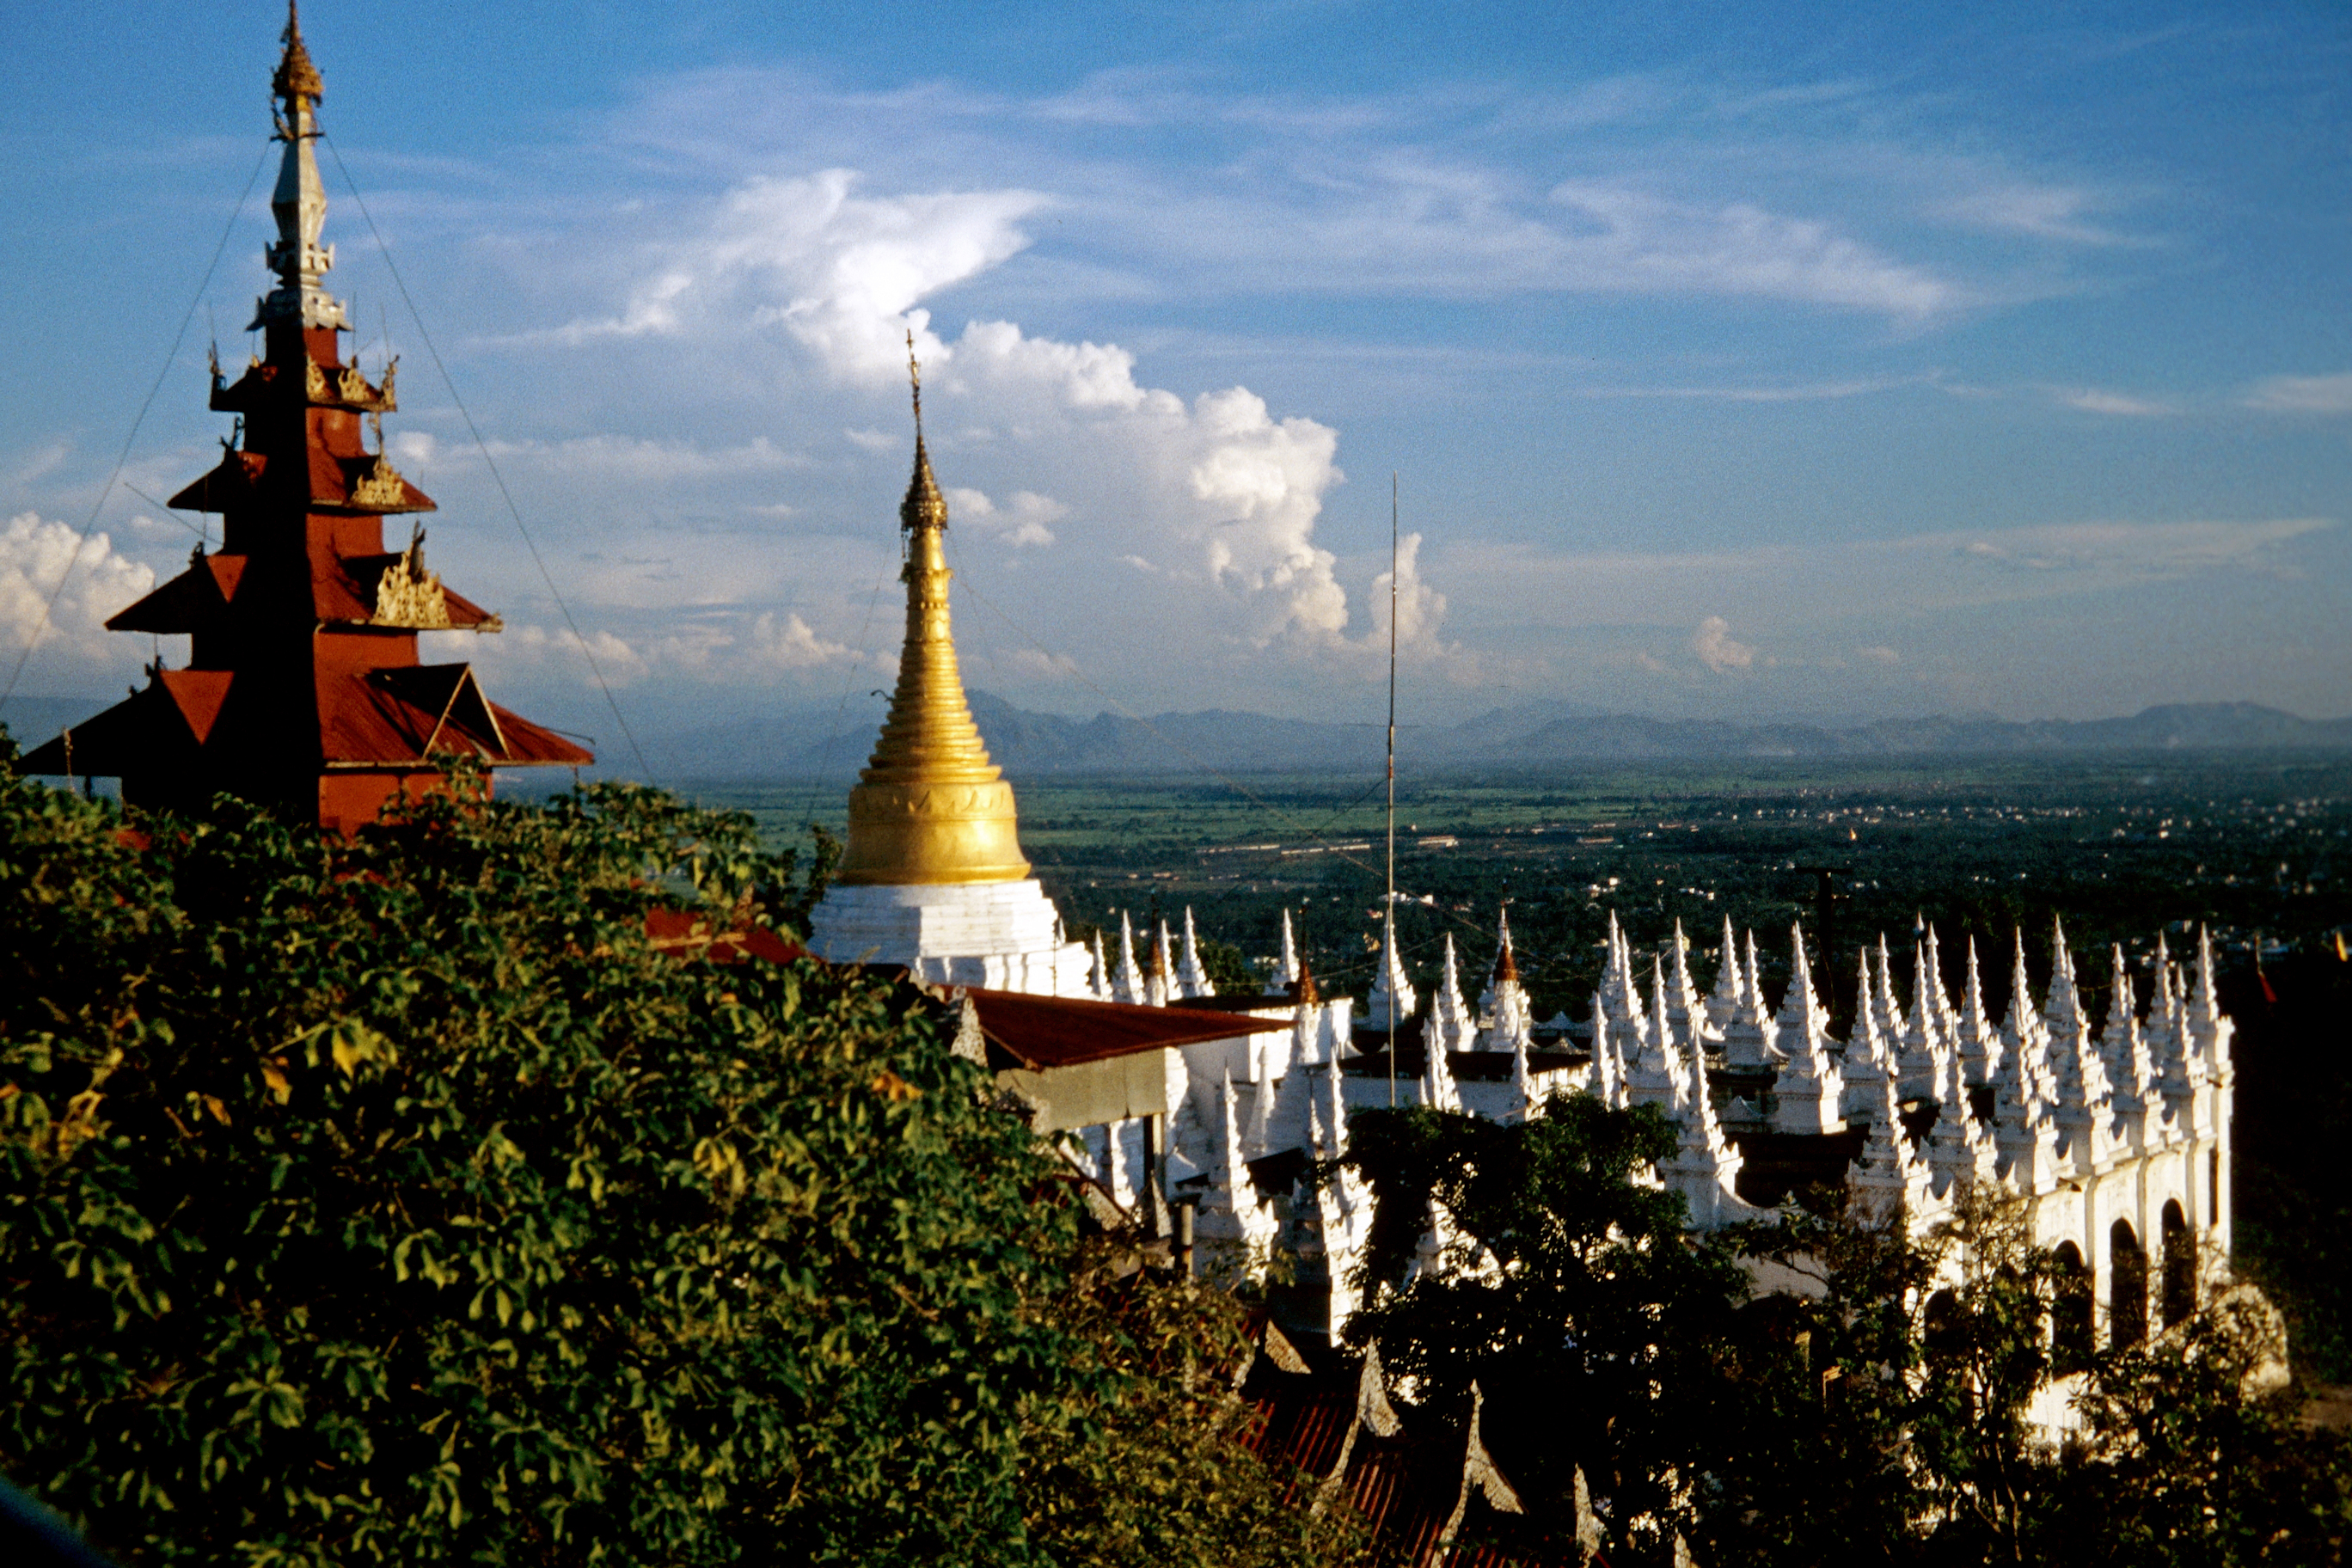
[0,751,1350,1567]
[1339,1097,2352,1567]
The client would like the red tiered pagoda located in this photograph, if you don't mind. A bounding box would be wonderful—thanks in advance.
[22,6,589,831]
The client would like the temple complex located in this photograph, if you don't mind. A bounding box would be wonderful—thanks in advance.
[798,358,2236,1381]
[9,15,2249,1557]
[21,6,586,830]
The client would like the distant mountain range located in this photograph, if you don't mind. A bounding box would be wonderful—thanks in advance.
[8,692,2346,784]
[743,695,2352,779]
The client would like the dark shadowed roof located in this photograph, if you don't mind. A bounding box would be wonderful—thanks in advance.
[965,987,1293,1069]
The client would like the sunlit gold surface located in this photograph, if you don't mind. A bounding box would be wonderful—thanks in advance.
[834,426,1033,885]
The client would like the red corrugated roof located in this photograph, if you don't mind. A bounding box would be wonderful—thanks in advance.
[965,986,1292,1069]
[315,665,590,768]
[108,554,248,634]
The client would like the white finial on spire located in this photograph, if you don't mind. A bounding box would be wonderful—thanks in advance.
[1771,922,1845,1136]
[1148,920,1174,1008]
[1428,934,1474,1053]
[1366,903,1418,1032]
[1112,911,1144,1005]
[1266,908,1300,995]
[1176,907,1213,1000]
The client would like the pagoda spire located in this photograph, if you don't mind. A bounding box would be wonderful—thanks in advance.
[834,336,1030,885]
[20,7,588,822]
[255,3,348,334]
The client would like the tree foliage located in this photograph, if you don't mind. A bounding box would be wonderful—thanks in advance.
[1338,1097,1750,1549]
[0,753,1336,1566]
[1339,1098,2352,1567]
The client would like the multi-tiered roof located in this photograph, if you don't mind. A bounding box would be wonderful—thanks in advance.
[23,5,587,830]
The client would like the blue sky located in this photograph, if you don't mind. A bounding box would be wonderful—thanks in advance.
[1,0,2346,746]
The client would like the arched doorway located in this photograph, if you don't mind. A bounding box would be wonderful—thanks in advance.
[2161,1200,2194,1327]
[2110,1220,2148,1349]
[2052,1242,2093,1373]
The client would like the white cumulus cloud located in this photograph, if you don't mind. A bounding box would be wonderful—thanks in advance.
[0,513,158,681]
[1690,616,1757,673]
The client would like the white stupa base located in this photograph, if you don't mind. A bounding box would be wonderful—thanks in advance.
[809,879,1093,998]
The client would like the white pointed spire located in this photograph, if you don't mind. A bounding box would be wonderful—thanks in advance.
[1421,1017,1461,1112]
[1087,930,1110,1000]
[1956,934,2003,1087]
[2043,919,2113,1132]
[1776,922,1832,1047]
[1428,934,1474,1053]
[2002,929,2052,1098]
[1365,903,1418,1032]
[1266,908,1300,995]
[1147,919,1174,1008]
[1925,1024,1992,1199]
[1874,936,1903,1044]
[1112,911,1145,1005]
[2191,924,2221,1020]
[1718,923,1777,1069]
[1848,1062,1928,1222]
[1771,922,1845,1136]
[2148,933,2192,1103]
[1842,946,1896,1122]
[2103,942,2156,1105]
[1924,924,1957,1032]
[1476,911,1534,1055]
[1665,1000,1744,1225]
[1176,907,1213,1000]
[1669,920,1704,1027]
[1627,957,1687,1118]
[1706,916,1747,1024]
[1205,1065,1272,1269]
[1589,991,1623,1108]
[1896,940,1944,1101]
[1851,946,1892,1069]
[1480,907,1519,1021]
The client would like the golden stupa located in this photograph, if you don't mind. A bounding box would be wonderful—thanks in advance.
[832,345,1033,886]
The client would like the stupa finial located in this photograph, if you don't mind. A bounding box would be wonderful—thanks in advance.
[898,330,947,536]
[254,0,346,333]
[273,2,324,108]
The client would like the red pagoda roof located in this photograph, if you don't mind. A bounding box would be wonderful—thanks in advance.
[107,548,497,634]
[319,665,589,768]
[21,663,588,778]
[166,445,436,515]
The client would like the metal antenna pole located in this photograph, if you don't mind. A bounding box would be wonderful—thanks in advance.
[1387,473,1400,1108]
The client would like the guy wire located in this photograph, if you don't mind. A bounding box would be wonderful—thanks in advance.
[322,132,653,784]
[1387,471,1400,1107]
[0,139,272,716]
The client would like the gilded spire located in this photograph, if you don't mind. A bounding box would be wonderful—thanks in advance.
[273,3,323,107]
[832,340,1031,886]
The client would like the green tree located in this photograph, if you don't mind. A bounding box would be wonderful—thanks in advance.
[1337,1099,2351,1567]
[1336,1096,1750,1559]
[0,751,1343,1567]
